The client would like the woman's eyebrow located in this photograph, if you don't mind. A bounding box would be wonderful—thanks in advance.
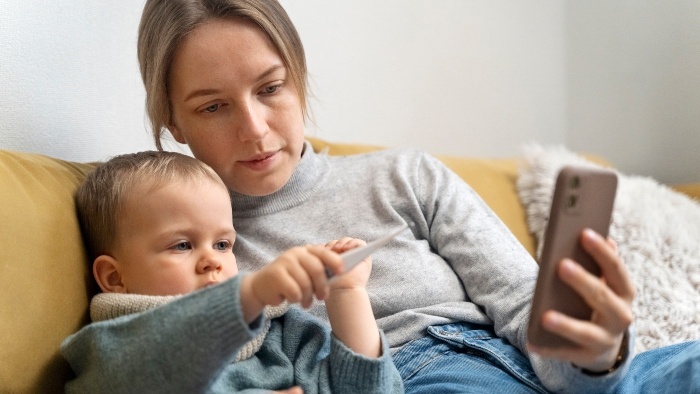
[184,88,221,102]
[256,64,285,83]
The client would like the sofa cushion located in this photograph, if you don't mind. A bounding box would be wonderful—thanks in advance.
[672,182,700,200]
[0,150,95,393]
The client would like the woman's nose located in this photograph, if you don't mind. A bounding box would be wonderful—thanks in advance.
[236,100,269,142]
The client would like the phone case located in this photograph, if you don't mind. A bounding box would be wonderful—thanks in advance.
[527,165,618,349]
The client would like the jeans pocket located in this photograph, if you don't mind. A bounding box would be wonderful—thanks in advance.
[428,323,547,393]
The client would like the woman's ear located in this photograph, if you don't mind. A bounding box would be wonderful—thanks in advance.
[93,255,127,293]
[168,124,186,144]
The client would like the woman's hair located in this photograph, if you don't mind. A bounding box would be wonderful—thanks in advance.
[137,0,308,150]
[76,151,227,263]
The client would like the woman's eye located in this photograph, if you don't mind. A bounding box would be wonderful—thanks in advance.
[173,242,191,251]
[262,84,281,95]
[203,103,221,113]
[214,241,231,251]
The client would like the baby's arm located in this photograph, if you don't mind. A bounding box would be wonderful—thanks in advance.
[239,238,381,358]
[324,238,381,358]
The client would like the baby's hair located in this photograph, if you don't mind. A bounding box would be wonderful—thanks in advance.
[75,150,227,264]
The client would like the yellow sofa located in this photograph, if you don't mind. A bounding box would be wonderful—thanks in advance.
[1,137,698,393]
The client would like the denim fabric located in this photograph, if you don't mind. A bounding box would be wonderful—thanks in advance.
[393,322,548,393]
[394,322,700,394]
[615,340,700,394]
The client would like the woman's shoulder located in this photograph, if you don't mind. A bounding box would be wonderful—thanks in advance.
[325,145,440,168]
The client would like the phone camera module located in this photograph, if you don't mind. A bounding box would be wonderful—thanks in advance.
[569,175,581,189]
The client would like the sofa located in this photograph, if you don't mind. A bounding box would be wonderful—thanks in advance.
[1,137,698,393]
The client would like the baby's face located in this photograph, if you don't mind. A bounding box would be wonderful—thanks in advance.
[110,178,238,296]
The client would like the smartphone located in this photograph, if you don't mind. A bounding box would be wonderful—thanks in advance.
[527,165,618,349]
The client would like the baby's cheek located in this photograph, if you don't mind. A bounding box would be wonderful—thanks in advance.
[223,262,239,279]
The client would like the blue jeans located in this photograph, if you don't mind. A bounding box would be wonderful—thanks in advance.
[393,322,700,393]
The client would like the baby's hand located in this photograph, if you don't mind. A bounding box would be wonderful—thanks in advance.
[324,237,372,290]
[246,245,344,310]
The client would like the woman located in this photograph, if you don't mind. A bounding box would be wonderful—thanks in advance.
[137,0,699,392]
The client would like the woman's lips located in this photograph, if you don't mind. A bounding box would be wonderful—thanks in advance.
[239,150,278,171]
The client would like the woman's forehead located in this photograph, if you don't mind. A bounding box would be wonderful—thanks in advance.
[169,19,284,90]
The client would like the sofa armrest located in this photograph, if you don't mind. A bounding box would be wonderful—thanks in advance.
[0,150,96,393]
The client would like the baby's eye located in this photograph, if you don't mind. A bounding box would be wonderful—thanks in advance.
[172,241,191,251]
[203,103,221,113]
[214,240,232,251]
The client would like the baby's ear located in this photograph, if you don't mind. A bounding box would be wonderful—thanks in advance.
[93,255,127,293]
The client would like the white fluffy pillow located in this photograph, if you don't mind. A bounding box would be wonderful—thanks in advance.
[517,144,700,352]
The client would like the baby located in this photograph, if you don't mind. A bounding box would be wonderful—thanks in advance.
[61,150,402,393]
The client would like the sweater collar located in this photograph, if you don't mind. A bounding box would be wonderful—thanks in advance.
[231,140,328,217]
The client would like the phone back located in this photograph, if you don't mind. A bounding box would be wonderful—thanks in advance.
[527,165,618,349]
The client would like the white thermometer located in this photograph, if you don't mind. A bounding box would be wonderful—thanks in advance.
[327,224,409,278]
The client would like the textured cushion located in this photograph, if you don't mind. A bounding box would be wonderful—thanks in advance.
[0,150,95,393]
[306,137,537,255]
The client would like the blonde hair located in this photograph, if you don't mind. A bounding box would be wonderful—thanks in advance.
[137,0,308,150]
[76,151,227,262]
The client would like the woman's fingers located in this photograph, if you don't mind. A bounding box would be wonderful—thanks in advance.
[558,258,633,333]
[580,229,635,303]
[540,309,613,350]
[532,310,622,369]
[532,229,634,370]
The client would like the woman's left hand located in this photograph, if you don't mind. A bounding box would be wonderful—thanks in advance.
[528,228,635,372]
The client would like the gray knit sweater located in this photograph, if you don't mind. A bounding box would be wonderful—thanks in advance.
[229,141,634,393]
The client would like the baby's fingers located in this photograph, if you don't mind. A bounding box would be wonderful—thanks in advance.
[328,237,366,253]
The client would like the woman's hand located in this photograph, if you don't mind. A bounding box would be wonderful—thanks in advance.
[528,228,635,372]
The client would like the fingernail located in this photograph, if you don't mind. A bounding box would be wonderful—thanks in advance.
[561,259,576,275]
[583,228,600,240]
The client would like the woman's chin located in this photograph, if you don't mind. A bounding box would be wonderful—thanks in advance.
[231,178,287,197]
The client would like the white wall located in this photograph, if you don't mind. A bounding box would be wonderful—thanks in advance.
[0,1,697,183]
[565,1,700,184]
[0,1,151,163]
[282,0,567,159]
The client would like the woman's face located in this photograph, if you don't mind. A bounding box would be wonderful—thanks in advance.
[168,18,305,196]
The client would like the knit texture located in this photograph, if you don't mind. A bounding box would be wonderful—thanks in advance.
[90,292,289,362]
[62,276,403,393]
